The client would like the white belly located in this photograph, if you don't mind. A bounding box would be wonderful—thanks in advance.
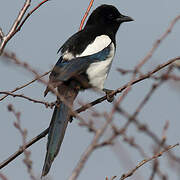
[86,43,115,90]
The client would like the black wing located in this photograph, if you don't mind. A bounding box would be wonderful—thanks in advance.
[57,26,105,58]
[51,44,111,82]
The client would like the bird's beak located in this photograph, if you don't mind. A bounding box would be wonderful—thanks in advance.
[116,15,134,23]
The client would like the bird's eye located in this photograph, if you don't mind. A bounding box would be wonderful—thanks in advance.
[108,14,114,20]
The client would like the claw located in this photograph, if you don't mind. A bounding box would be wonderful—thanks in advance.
[103,88,114,103]
[69,115,73,123]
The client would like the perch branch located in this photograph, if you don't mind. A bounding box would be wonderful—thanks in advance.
[0,56,179,170]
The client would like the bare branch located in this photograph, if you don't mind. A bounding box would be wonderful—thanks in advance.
[120,144,179,180]
[15,0,50,33]
[0,70,51,101]
[69,70,143,180]
[0,128,49,170]
[0,6,180,179]
[79,0,94,30]
[0,0,49,55]
[76,57,180,114]
[0,0,31,54]
[117,107,180,163]
[106,176,117,180]
[1,51,84,120]
[135,14,180,70]
[149,121,169,180]
[0,91,53,108]
[0,173,8,180]
[0,56,179,171]
[0,28,4,41]
[7,104,36,180]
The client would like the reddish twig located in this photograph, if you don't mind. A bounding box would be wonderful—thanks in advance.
[135,14,180,70]
[0,128,49,170]
[165,74,180,81]
[67,64,172,180]
[0,173,8,180]
[119,14,180,104]
[68,91,128,180]
[0,0,49,54]
[1,3,179,180]
[133,81,164,118]
[7,104,36,180]
[0,57,179,171]
[149,121,169,180]
[117,67,142,76]
[0,70,51,101]
[120,144,179,180]
[79,0,94,30]
[76,57,180,114]
[96,130,147,159]
[15,0,50,33]
[117,107,180,163]
[0,91,53,108]
[0,0,31,54]
[1,51,85,121]
[105,176,117,180]
[0,28,4,41]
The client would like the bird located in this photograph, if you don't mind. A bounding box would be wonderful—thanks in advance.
[42,4,133,177]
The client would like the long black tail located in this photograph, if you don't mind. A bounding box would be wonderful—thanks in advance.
[42,84,78,177]
[41,102,69,177]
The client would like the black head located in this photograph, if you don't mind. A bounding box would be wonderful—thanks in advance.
[85,4,133,34]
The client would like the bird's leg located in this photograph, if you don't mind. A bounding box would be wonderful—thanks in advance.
[55,99,61,107]
[55,98,74,123]
[69,115,73,123]
[103,88,115,102]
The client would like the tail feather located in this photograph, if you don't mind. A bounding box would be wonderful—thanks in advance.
[42,83,78,177]
[41,103,69,177]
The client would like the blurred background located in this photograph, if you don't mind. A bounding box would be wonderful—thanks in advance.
[0,0,180,179]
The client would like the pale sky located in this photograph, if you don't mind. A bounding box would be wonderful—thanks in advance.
[0,0,180,180]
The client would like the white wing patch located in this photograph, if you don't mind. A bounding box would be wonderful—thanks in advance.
[78,35,112,57]
[60,35,115,90]
[86,43,115,90]
[62,50,75,60]
[62,35,111,60]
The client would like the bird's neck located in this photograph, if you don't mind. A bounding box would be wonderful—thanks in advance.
[84,25,117,44]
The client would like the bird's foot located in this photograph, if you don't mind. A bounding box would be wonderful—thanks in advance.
[69,115,73,123]
[55,99,61,107]
[103,88,115,103]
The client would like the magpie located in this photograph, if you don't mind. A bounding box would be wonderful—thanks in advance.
[42,4,133,177]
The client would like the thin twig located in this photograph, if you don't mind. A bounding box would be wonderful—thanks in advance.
[0,128,49,170]
[106,176,117,180]
[0,28,4,41]
[15,0,50,33]
[120,144,179,180]
[117,107,180,163]
[0,70,51,101]
[135,14,180,70]
[0,91,52,108]
[68,89,128,180]
[76,57,180,114]
[1,51,85,121]
[0,56,179,170]
[133,81,164,118]
[0,0,31,54]
[0,173,8,180]
[0,0,49,55]
[1,3,179,180]
[79,0,94,30]
[149,121,169,180]
[7,104,36,180]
